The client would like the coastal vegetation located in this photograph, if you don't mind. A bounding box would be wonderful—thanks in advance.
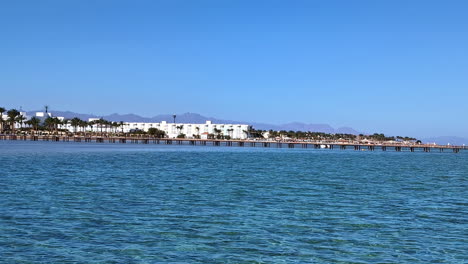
[147,128,166,138]
[246,128,420,144]
[0,107,140,137]
[0,106,420,143]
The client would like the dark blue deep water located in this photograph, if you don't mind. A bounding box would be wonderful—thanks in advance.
[0,141,467,263]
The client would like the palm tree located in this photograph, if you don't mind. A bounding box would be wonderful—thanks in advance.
[106,121,113,134]
[116,122,121,134]
[44,117,55,133]
[119,121,125,133]
[104,120,112,134]
[111,122,119,134]
[70,117,82,133]
[107,120,114,134]
[173,114,176,123]
[87,120,96,133]
[44,117,61,134]
[176,125,184,135]
[213,128,222,139]
[0,107,5,133]
[25,117,41,135]
[79,120,89,134]
[98,118,107,134]
[102,120,108,134]
[88,120,98,134]
[16,115,26,130]
[61,119,69,133]
[53,118,62,134]
[7,109,20,133]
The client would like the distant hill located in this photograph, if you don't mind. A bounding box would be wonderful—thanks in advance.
[250,122,360,134]
[26,110,97,121]
[422,136,468,146]
[26,110,361,135]
[23,110,468,142]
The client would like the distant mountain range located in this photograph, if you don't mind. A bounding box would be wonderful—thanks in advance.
[27,110,361,134]
[26,110,467,145]
[421,136,468,146]
[251,122,360,134]
[27,111,241,125]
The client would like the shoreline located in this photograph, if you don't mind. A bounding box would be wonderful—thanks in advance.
[1,135,465,153]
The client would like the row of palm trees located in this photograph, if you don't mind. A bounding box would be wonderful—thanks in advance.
[248,128,420,143]
[175,125,233,139]
[42,117,126,135]
[0,107,129,135]
[68,118,126,134]
[2,106,420,142]
[0,107,26,133]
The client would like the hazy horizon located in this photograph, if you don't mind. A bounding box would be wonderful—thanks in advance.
[1,105,465,140]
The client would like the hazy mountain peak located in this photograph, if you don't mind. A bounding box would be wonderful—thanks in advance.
[422,136,468,145]
[24,109,409,136]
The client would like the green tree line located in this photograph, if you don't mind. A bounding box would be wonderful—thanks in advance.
[0,107,167,137]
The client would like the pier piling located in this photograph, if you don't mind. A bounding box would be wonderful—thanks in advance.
[0,135,464,154]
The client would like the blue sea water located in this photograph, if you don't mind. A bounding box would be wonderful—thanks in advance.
[0,141,467,263]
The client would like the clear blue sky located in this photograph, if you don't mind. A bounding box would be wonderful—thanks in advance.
[1,0,467,137]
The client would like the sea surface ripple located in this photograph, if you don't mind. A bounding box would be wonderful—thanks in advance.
[0,141,467,263]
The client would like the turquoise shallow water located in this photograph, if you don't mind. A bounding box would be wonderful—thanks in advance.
[0,141,467,263]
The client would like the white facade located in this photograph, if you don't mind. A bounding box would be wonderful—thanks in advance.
[60,120,251,139]
[1,111,31,129]
[35,112,52,118]
[6,111,252,139]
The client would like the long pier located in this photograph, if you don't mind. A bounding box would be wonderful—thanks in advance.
[1,135,466,153]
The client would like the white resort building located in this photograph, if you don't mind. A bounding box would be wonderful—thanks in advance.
[2,111,252,139]
[77,120,251,139]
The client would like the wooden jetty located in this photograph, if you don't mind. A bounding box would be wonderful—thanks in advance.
[0,135,466,153]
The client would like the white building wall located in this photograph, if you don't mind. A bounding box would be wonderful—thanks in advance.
[10,113,251,139]
[153,121,250,139]
[64,120,251,139]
